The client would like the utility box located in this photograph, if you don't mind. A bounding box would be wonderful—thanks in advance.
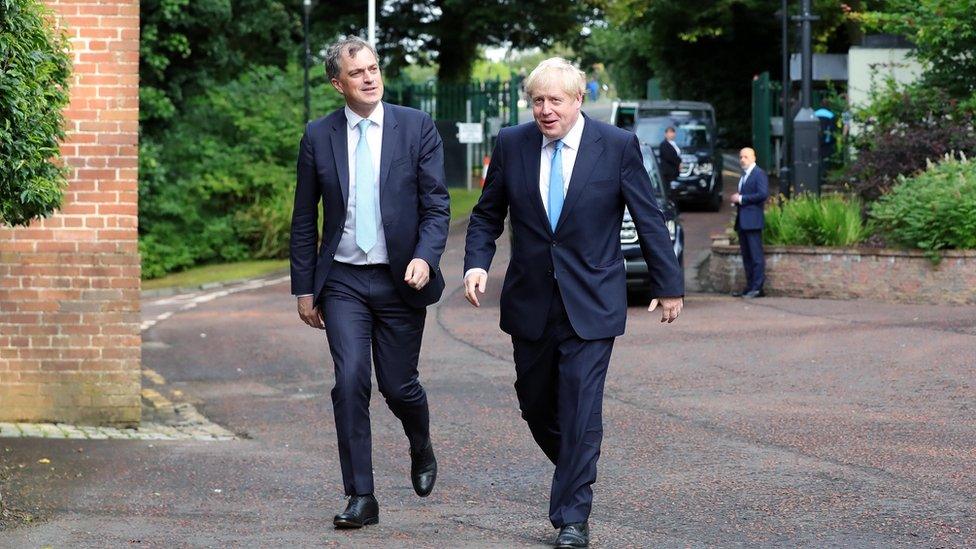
[792,108,821,195]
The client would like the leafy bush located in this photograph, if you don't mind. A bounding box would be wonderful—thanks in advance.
[838,82,976,202]
[764,194,867,247]
[868,155,976,261]
[139,63,343,279]
[0,0,71,226]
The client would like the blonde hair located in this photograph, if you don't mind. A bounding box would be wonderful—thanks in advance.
[523,57,586,101]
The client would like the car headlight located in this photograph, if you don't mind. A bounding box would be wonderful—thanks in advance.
[693,162,713,176]
[666,220,676,240]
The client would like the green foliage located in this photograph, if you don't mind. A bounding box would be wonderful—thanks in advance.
[584,25,654,99]
[850,0,976,99]
[0,0,71,226]
[139,64,344,279]
[838,80,976,201]
[764,194,867,247]
[139,0,298,128]
[868,155,976,261]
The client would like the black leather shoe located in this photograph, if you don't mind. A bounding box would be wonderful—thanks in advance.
[742,289,765,299]
[410,440,437,497]
[555,521,589,548]
[333,494,379,529]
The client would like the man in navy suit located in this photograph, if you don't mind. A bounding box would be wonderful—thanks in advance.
[463,58,684,548]
[730,147,769,298]
[290,36,450,529]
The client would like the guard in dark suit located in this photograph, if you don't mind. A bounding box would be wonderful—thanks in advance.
[290,37,449,528]
[658,126,682,185]
[463,58,684,548]
[730,147,769,298]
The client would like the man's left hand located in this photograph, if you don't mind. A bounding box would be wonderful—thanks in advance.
[404,258,431,290]
[730,192,742,204]
[649,296,683,323]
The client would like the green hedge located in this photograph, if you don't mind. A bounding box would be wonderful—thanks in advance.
[139,64,343,279]
[869,155,976,262]
[0,0,71,226]
[763,194,867,247]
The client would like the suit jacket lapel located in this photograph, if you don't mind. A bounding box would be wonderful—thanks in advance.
[378,102,399,221]
[555,117,604,232]
[331,112,350,208]
[519,126,551,235]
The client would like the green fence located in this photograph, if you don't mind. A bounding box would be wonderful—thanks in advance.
[752,72,834,176]
[386,76,523,187]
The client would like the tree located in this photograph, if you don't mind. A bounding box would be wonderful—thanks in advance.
[139,0,299,130]
[0,0,71,226]
[378,0,596,82]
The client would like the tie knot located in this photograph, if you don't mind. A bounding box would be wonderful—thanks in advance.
[357,119,370,134]
[553,139,564,152]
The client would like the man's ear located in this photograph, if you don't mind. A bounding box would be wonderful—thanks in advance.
[331,78,344,96]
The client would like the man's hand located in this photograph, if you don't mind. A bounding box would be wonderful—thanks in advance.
[297,295,324,329]
[730,192,742,205]
[649,296,683,323]
[404,258,431,290]
[463,271,488,307]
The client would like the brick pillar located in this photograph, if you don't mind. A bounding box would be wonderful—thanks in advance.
[0,0,141,425]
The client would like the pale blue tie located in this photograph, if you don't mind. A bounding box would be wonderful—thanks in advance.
[354,119,377,253]
[548,140,564,231]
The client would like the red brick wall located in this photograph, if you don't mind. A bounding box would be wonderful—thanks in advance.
[0,0,141,425]
[704,242,976,305]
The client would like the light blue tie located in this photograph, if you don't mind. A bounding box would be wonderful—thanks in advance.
[354,119,377,253]
[548,140,564,231]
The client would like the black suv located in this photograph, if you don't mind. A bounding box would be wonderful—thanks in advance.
[612,100,723,211]
[622,143,684,301]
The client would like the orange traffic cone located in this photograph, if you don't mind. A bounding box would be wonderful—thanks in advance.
[480,155,490,187]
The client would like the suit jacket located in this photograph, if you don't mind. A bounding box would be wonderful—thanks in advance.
[464,116,684,341]
[657,138,681,182]
[290,102,450,308]
[735,165,769,231]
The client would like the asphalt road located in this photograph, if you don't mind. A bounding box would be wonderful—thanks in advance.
[4,188,976,547]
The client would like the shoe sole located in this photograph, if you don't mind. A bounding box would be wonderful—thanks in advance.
[333,516,379,529]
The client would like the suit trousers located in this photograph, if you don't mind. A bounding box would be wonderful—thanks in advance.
[737,228,765,292]
[511,286,614,528]
[322,262,429,496]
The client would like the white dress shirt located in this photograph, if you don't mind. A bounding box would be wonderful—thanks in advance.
[335,104,389,265]
[464,114,586,281]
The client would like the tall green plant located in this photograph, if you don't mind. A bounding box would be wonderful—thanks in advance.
[869,155,976,262]
[0,0,71,226]
[764,194,867,247]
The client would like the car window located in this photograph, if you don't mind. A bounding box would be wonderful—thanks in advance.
[634,116,712,148]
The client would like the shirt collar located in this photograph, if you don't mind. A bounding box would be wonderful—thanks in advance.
[742,163,756,177]
[542,113,585,151]
[345,103,384,130]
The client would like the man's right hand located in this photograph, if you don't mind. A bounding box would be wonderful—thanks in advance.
[463,271,488,308]
[297,295,324,329]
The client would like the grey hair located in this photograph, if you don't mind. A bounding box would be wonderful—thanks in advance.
[524,57,586,100]
[325,37,379,80]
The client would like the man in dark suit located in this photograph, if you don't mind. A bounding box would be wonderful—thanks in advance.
[290,36,450,529]
[658,126,682,186]
[463,58,684,548]
[730,147,769,298]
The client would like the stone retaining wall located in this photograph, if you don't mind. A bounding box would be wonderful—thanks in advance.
[701,239,976,304]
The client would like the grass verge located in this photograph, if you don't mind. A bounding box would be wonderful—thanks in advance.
[449,187,482,222]
[142,259,289,291]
